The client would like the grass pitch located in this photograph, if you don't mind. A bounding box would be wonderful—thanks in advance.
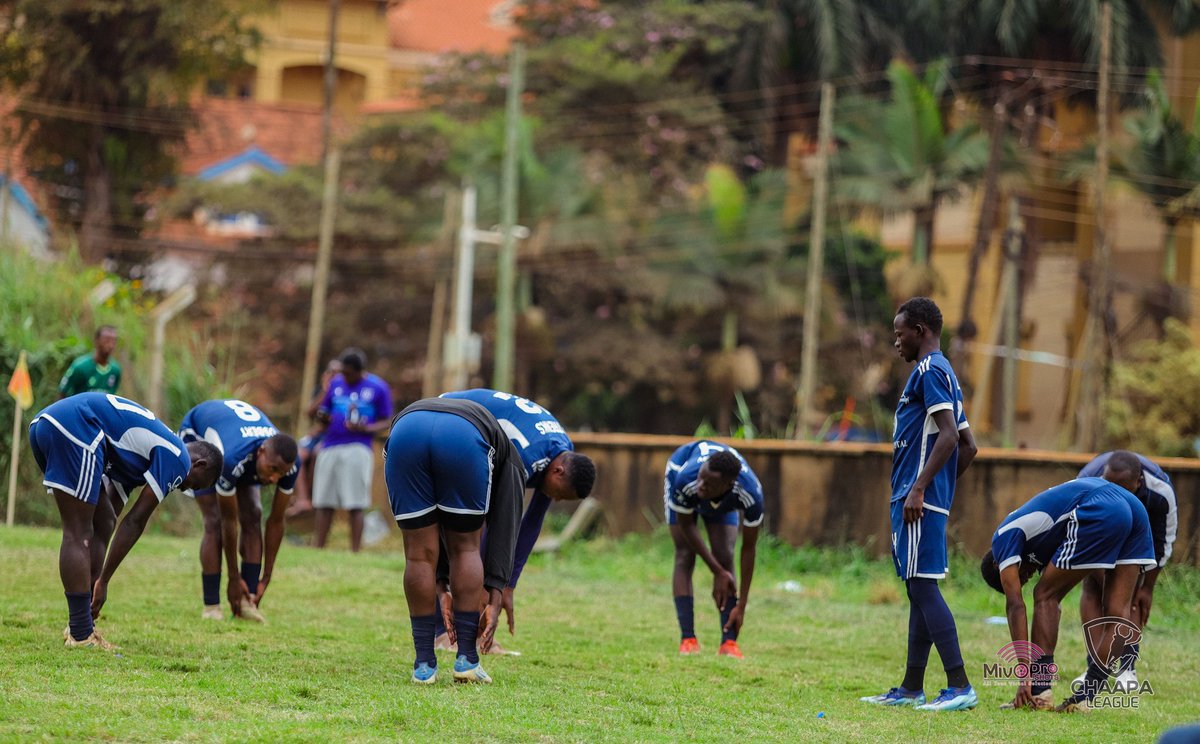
[2,524,1199,742]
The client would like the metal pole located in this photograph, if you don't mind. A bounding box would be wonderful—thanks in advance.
[147,284,197,415]
[296,148,341,429]
[796,81,836,438]
[1002,198,1023,448]
[493,42,525,392]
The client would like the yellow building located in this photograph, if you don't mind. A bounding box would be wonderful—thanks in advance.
[878,30,1200,448]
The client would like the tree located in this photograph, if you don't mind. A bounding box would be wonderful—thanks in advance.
[948,0,1196,333]
[1119,71,1200,284]
[834,60,989,264]
[0,0,263,261]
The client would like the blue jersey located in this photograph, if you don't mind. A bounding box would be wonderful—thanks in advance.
[1079,452,1177,567]
[891,351,968,511]
[441,389,573,487]
[179,400,299,497]
[665,440,764,527]
[30,392,191,502]
[992,477,1142,569]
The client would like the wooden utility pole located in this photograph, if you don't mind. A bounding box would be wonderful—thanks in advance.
[296,148,341,429]
[796,82,836,438]
[493,42,525,393]
[1001,198,1023,447]
[319,0,341,167]
[1074,1,1112,450]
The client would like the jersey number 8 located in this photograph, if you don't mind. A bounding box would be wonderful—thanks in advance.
[224,400,262,422]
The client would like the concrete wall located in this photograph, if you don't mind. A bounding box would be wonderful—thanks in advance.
[571,434,1200,566]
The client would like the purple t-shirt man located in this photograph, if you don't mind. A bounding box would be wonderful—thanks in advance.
[318,372,393,449]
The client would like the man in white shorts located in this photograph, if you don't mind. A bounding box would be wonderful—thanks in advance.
[312,348,393,552]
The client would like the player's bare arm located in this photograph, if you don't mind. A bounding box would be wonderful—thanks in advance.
[998,563,1033,708]
[92,486,161,618]
[956,425,978,477]
[725,524,759,635]
[257,486,291,605]
[218,494,249,614]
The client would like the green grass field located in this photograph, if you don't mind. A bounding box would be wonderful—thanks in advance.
[3,524,1199,743]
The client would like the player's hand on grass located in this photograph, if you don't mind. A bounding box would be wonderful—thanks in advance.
[902,487,925,523]
[712,570,737,610]
[478,588,503,653]
[1009,679,1034,709]
[228,577,250,616]
[90,579,107,620]
[254,575,271,606]
[437,581,456,644]
[501,586,515,636]
[723,603,745,635]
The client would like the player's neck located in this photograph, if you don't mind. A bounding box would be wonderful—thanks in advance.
[916,339,941,360]
[93,351,111,366]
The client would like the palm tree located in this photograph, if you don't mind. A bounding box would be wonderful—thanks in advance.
[948,0,1198,332]
[1117,71,1200,283]
[834,60,989,264]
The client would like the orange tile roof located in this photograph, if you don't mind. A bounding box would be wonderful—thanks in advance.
[179,96,349,176]
[389,0,516,54]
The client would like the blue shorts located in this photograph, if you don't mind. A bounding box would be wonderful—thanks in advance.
[29,417,106,505]
[664,499,739,527]
[890,500,949,580]
[384,410,495,527]
[1053,490,1156,570]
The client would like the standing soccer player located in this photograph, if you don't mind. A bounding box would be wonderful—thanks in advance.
[664,440,764,659]
[434,389,596,649]
[861,297,979,711]
[58,326,121,398]
[28,393,221,648]
[179,400,301,622]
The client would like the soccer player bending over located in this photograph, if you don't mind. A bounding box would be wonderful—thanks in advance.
[29,393,221,649]
[179,400,301,622]
[1071,451,1175,689]
[384,397,523,684]
[861,297,979,711]
[981,451,1157,712]
[664,440,764,659]
[433,389,596,653]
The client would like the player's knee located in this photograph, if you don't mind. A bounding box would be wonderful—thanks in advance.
[239,503,263,528]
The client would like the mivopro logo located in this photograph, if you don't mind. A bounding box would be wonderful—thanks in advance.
[981,640,1060,687]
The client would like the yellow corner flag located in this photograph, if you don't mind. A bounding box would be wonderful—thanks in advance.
[7,350,33,411]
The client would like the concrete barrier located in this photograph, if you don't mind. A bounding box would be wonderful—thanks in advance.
[571,434,1200,567]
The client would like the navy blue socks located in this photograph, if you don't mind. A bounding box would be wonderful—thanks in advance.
[202,573,221,606]
[454,610,480,664]
[1031,654,1054,696]
[433,596,447,637]
[719,596,738,642]
[240,562,261,596]
[65,591,93,641]
[411,614,438,668]
[906,578,968,688]
[674,595,695,640]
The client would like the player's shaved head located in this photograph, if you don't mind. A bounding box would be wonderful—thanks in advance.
[707,451,741,479]
[1102,450,1143,494]
[564,452,596,500]
[185,440,223,490]
[265,433,298,464]
[980,550,1004,594]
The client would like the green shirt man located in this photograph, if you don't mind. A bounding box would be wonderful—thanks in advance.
[59,326,121,397]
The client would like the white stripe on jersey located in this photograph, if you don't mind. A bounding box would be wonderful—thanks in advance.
[1144,471,1178,566]
[110,427,182,459]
